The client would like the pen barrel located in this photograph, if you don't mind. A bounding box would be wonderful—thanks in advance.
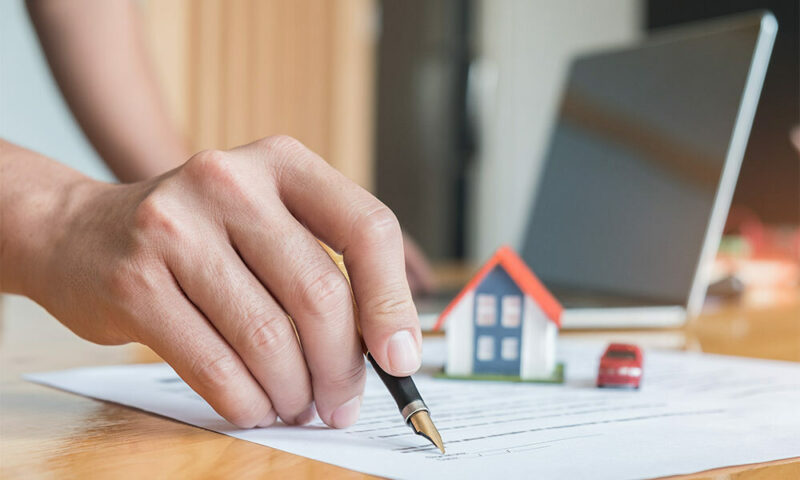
[366,353,427,423]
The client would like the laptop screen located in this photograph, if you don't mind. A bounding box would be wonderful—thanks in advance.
[521,15,770,307]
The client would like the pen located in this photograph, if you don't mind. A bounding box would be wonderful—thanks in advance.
[320,242,445,454]
[366,352,445,453]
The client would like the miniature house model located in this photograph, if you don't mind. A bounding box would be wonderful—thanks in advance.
[434,246,562,381]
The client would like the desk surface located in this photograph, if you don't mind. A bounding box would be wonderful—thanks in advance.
[2,290,799,479]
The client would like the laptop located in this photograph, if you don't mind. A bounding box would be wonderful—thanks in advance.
[419,11,777,330]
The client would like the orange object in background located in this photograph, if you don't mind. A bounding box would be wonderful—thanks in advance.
[724,206,800,260]
[712,206,800,307]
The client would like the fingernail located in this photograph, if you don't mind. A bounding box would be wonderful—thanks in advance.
[256,409,277,428]
[387,330,421,375]
[295,403,316,425]
[331,395,361,429]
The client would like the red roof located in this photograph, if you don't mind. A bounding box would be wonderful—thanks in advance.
[433,245,562,330]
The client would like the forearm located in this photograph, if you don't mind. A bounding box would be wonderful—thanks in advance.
[0,140,98,299]
[26,0,189,182]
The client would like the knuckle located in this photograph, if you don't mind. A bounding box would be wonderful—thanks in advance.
[190,148,228,170]
[241,312,293,356]
[132,192,181,240]
[354,206,401,244]
[185,149,240,190]
[362,289,410,318]
[257,135,318,183]
[258,134,304,155]
[323,361,366,392]
[191,353,269,427]
[191,352,241,394]
[296,268,352,318]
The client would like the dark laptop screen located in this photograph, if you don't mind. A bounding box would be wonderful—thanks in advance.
[521,15,768,306]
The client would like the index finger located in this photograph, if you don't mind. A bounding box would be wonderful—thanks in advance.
[253,137,422,376]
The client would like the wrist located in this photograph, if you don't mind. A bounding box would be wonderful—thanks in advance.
[0,143,110,301]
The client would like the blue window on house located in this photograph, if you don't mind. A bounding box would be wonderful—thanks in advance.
[472,266,524,375]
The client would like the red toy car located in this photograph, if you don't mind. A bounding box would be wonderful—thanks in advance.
[597,343,643,389]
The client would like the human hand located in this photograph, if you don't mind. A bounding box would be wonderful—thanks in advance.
[33,136,422,429]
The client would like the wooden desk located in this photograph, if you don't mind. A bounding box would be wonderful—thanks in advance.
[2,292,798,479]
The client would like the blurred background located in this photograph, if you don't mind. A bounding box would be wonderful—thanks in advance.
[1,0,797,266]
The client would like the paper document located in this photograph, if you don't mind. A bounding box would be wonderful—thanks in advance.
[27,340,800,479]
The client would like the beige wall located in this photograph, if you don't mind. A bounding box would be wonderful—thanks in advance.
[469,0,642,259]
[142,0,377,190]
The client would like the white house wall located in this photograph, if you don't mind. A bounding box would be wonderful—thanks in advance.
[445,291,475,376]
[520,295,557,379]
[542,321,556,375]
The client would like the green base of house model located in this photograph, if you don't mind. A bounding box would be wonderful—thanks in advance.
[434,362,565,384]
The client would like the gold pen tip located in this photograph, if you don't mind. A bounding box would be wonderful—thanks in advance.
[408,410,445,454]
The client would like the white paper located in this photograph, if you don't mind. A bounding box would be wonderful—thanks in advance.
[26,339,800,479]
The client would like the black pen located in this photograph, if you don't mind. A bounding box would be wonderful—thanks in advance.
[366,353,445,453]
[321,242,445,453]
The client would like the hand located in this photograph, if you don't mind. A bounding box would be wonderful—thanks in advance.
[34,136,422,429]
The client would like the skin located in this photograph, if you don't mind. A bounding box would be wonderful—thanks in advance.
[0,0,436,429]
[1,137,423,429]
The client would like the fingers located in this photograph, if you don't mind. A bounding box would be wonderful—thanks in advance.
[139,139,420,432]
[257,137,422,377]
[169,240,315,426]
[138,271,275,429]
[225,197,365,429]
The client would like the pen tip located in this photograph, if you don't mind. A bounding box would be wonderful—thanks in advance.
[408,410,445,454]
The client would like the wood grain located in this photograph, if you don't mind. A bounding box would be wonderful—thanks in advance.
[142,0,377,188]
[1,284,798,479]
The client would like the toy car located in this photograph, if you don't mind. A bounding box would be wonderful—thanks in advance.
[597,343,643,389]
